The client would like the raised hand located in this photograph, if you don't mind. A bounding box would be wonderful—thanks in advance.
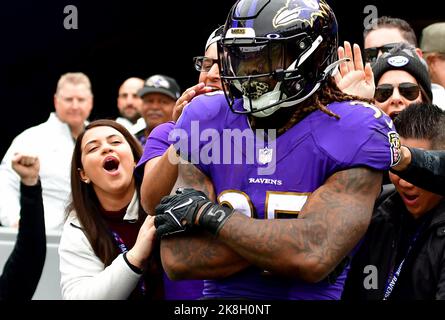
[11,153,40,186]
[172,83,215,122]
[335,41,375,99]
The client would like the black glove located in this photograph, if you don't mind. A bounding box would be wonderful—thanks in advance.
[197,199,234,236]
[154,188,234,238]
[154,188,209,237]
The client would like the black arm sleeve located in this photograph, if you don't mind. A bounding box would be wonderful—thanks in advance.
[390,147,445,196]
[0,180,46,300]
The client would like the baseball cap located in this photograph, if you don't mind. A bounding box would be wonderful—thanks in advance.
[372,44,433,102]
[138,74,181,100]
[420,22,445,53]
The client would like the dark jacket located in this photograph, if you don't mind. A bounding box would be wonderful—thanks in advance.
[342,187,445,300]
[391,147,445,196]
[0,181,46,300]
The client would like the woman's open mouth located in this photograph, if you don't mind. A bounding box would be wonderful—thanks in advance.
[389,111,400,120]
[103,156,120,173]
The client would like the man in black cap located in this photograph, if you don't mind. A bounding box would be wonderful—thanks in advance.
[135,74,181,146]
[372,44,433,119]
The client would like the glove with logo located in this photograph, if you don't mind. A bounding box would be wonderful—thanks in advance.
[154,188,234,238]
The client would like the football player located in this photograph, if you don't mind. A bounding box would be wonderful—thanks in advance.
[154,0,401,299]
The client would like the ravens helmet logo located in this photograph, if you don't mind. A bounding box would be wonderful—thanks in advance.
[273,0,330,28]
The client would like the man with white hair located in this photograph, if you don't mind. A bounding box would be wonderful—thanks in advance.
[0,72,93,230]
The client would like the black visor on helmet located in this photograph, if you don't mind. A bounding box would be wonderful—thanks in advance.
[219,0,338,117]
[219,32,315,111]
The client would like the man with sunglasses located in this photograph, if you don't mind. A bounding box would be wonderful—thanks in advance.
[372,45,433,119]
[364,16,445,109]
[363,16,421,66]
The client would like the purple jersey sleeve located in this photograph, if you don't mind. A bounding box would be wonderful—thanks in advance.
[174,92,230,176]
[311,101,399,175]
[134,121,175,179]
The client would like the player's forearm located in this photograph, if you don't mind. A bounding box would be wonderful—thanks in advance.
[217,212,370,283]
[160,231,250,280]
[176,163,216,200]
[215,168,380,282]
[216,213,333,282]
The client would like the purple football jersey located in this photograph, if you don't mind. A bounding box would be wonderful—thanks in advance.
[163,274,203,300]
[134,121,204,300]
[174,92,397,300]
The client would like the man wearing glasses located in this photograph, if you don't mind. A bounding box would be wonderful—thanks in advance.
[193,25,224,93]
[363,16,421,66]
[372,45,433,119]
[174,26,225,121]
[363,16,445,109]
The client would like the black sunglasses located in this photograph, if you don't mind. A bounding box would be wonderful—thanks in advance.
[193,56,218,72]
[364,43,399,64]
[374,82,420,103]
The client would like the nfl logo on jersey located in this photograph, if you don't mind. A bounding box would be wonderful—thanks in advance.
[258,147,273,164]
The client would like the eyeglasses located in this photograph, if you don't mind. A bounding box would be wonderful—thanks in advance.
[364,43,399,64]
[193,56,218,72]
[374,82,420,102]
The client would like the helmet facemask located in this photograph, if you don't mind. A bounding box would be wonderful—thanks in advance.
[219,29,329,117]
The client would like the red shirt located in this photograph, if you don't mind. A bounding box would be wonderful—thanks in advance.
[101,206,142,251]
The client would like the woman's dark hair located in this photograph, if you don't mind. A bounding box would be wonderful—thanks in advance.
[67,119,144,266]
